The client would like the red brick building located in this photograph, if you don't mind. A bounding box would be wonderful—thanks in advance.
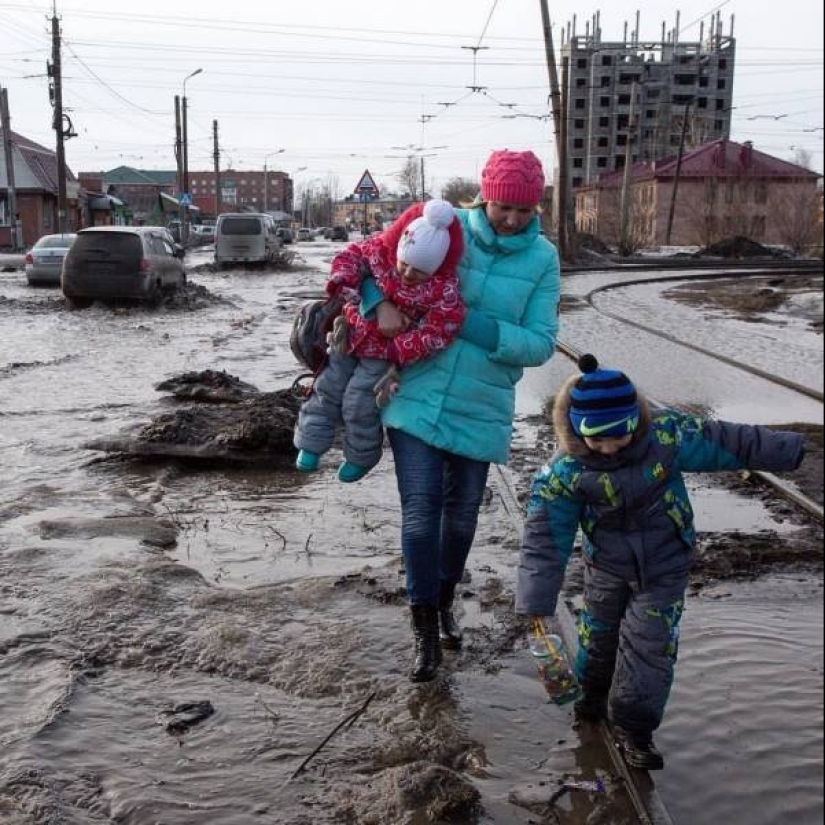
[0,129,80,249]
[575,138,822,252]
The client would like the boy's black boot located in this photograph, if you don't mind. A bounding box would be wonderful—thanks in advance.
[613,726,665,771]
[438,582,463,650]
[410,604,442,683]
[573,692,608,723]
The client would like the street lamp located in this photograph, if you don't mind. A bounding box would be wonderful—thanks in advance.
[263,149,285,213]
[181,68,203,242]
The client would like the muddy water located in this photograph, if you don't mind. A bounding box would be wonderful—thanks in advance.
[1,251,823,824]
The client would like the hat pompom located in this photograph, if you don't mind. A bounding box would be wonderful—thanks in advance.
[422,199,455,229]
[578,353,599,374]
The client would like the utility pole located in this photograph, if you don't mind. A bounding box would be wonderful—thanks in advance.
[665,99,692,246]
[618,82,638,255]
[174,96,183,228]
[538,0,567,261]
[50,10,68,234]
[560,55,575,258]
[213,120,220,218]
[419,155,425,201]
[1,85,21,251]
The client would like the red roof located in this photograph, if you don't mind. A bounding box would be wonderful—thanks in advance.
[583,139,820,190]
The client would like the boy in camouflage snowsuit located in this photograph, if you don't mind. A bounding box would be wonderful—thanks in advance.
[516,354,805,770]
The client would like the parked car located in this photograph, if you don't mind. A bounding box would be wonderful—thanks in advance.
[296,227,314,242]
[215,213,282,268]
[61,226,186,308]
[275,227,294,244]
[191,224,216,244]
[25,233,77,286]
[330,225,349,241]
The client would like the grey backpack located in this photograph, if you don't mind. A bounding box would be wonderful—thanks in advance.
[289,295,345,373]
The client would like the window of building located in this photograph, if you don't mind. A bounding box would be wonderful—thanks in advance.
[618,94,631,105]
[600,76,611,87]
[646,109,656,119]
[574,118,585,129]
[647,88,661,99]
[573,158,583,168]
[670,135,681,146]
[617,114,629,129]
[601,55,613,66]
[617,134,627,146]
[600,96,611,107]
[675,73,696,85]
[714,119,724,130]
[597,157,608,167]
[576,77,587,87]
[575,98,586,110]
[573,176,583,187]
[698,97,708,109]
[673,94,693,105]
[573,138,584,149]
[699,76,709,88]
[577,58,588,69]
[599,116,610,128]
[597,136,609,147]
[717,78,726,90]
[615,156,625,169]
[716,98,726,110]
[192,186,198,194]
[618,73,637,85]
[719,58,728,70]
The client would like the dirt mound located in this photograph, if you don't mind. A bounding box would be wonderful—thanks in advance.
[83,371,302,462]
[699,236,780,258]
[155,369,260,402]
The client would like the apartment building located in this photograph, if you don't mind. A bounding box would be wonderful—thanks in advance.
[561,10,736,187]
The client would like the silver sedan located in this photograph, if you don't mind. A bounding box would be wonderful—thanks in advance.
[25,233,77,286]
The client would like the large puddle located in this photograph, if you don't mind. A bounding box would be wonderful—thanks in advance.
[1,254,822,824]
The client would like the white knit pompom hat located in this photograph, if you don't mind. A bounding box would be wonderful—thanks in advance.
[396,199,456,275]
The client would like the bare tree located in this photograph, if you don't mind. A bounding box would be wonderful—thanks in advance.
[396,157,420,200]
[441,177,480,206]
[793,148,814,170]
[772,186,821,255]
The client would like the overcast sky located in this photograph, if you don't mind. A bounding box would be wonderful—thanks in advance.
[1,0,822,199]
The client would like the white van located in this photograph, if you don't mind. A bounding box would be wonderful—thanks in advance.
[214,213,281,267]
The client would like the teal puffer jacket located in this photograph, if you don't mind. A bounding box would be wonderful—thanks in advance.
[382,207,561,463]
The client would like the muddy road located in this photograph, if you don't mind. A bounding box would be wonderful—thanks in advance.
[0,247,822,825]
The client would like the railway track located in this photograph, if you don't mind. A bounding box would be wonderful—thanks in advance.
[580,267,824,402]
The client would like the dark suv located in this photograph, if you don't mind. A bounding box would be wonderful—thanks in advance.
[61,226,186,308]
[330,225,348,241]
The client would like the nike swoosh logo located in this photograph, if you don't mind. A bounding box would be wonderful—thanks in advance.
[579,415,636,437]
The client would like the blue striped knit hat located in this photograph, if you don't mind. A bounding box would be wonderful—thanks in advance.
[569,354,639,439]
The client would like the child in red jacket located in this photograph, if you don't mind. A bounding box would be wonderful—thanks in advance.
[293,199,465,482]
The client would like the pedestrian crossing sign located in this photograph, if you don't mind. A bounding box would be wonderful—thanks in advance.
[178,193,192,207]
[354,169,379,196]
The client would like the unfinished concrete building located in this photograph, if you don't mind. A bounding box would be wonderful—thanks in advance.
[561,10,736,187]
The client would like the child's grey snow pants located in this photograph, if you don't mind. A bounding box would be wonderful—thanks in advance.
[574,563,688,736]
[294,352,388,468]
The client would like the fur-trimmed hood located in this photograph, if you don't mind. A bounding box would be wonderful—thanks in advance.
[552,372,652,460]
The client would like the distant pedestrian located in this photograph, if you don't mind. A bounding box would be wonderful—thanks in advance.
[363,149,561,682]
[516,354,805,769]
[293,198,465,483]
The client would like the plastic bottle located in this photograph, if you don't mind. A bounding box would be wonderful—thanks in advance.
[527,628,582,706]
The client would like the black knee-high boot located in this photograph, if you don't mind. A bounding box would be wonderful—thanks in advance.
[410,604,442,683]
[438,582,463,650]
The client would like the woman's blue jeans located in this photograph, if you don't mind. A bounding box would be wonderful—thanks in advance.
[387,428,490,606]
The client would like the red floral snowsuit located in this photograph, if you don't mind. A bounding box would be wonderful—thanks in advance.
[326,232,465,366]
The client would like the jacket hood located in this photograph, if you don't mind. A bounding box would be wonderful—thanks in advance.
[553,372,652,465]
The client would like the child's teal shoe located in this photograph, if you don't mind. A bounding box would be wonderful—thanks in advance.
[337,461,370,483]
[296,449,320,472]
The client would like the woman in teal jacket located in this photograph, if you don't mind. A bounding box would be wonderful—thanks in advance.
[371,149,561,681]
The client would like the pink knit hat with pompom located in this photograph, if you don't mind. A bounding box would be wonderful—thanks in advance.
[480,149,545,207]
